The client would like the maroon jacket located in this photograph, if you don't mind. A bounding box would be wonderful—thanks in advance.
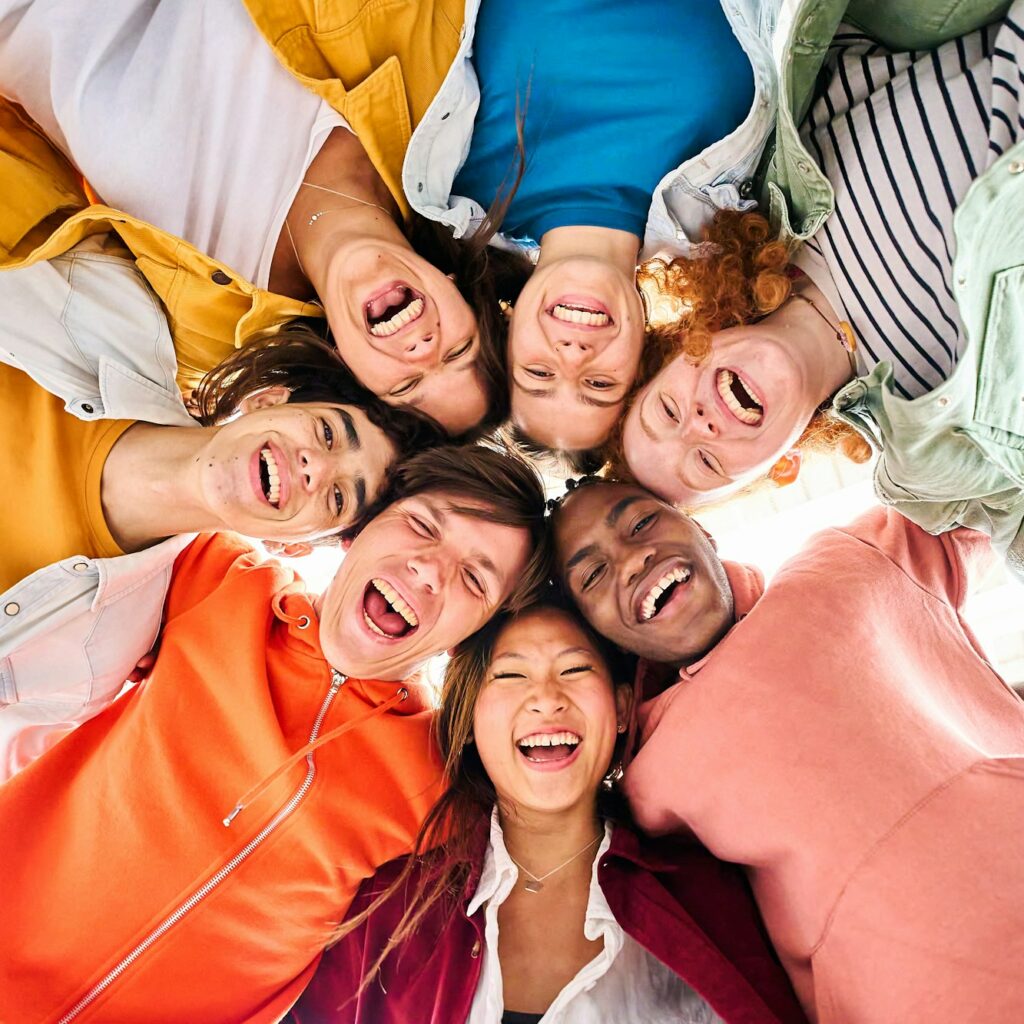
[289,823,808,1024]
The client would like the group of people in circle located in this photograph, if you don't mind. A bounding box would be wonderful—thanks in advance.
[2,0,1024,1022]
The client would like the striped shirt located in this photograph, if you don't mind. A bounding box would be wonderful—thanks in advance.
[794,4,1024,400]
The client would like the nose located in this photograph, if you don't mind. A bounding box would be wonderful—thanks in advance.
[620,545,656,589]
[298,447,326,492]
[554,338,592,370]
[686,400,719,439]
[406,552,443,595]
[526,675,568,716]
[401,332,438,366]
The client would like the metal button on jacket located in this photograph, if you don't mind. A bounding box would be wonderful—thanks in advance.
[211,270,232,285]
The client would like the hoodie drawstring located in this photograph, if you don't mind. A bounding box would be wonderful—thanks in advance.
[222,682,409,827]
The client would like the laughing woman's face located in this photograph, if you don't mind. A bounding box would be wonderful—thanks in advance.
[322,239,490,436]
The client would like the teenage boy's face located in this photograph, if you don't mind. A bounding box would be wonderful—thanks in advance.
[316,491,533,681]
[554,483,734,666]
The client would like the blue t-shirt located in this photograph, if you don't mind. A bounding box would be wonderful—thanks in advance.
[453,0,755,243]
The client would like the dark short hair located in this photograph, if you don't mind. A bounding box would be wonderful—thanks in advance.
[193,324,446,538]
[497,422,607,480]
[385,443,553,612]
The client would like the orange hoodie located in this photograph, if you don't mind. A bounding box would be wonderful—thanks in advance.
[0,533,443,1024]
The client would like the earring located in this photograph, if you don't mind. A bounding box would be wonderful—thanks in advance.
[602,762,624,791]
[616,722,626,733]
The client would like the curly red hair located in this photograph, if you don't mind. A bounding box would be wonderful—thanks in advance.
[606,209,871,478]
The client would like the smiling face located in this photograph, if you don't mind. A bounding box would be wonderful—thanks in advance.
[316,491,534,681]
[554,482,734,666]
[473,607,628,817]
[622,312,828,506]
[508,257,646,450]
[322,240,488,435]
[196,400,397,542]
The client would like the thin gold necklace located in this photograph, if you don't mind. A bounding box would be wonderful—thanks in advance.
[791,291,858,371]
[507,833,602,894]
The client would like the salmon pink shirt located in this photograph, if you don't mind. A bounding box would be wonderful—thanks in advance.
[625,508,1024,1024]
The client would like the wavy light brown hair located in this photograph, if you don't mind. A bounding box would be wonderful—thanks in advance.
[605,210,871,476]
[330,598,635,997]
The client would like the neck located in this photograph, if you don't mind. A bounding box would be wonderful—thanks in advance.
[100,423,230,551]
[272,126,402,299]
[537,224,640,274]
[499,799,603,878]
[784,279,857,402]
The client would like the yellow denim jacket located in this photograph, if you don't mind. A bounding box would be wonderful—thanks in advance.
[0,0,464,389]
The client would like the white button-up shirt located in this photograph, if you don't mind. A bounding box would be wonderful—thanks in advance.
[0,238,199,779]
[402,0,781,259]
[466,810,724,1024]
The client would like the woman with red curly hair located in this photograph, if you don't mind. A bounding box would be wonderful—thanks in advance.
[621,4,1024,581]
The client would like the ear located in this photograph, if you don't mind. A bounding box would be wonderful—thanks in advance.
[237,384,292,414]
[262,539,314,559]
[768,448,802,487]
[614,682,634,734]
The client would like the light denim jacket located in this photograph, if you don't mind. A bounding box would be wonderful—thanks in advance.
[0,239,197,778]
[831,142,1024,581]
[402,0,782,259]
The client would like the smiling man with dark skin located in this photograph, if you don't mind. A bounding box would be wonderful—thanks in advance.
[552,476,1024,1024]
[553,479,735,666]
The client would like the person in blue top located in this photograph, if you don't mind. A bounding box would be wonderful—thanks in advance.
[407,0,763,461]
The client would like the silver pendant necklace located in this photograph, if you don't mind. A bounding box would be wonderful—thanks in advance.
[507,834,602,894]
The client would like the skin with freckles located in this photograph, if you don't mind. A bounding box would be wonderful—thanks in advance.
[622,281,855,506]
[314,492,533,681]
[100,386,397,551]
[509,226,646,451]
[554,482,734,666]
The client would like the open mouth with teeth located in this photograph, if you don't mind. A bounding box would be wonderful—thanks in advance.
[516,731,582,764]
[638,565,693,623]
[716,368,763,426]
[365,284,426,338]
[362,578,419,640]
[548,301,612,328]
[258,444,282,508]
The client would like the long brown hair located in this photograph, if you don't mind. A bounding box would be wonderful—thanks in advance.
[332,598,635,994]
[606,210,871,475]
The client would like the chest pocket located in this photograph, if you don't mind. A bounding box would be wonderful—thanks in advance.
[973,265,1024,457]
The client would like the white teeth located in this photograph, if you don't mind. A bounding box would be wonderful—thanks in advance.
[517,731,581,749]
[368,296,424,337]
[716,369,763,425]
[371,578,419,627]
[551,304,610,327]
[640,566,692,622]
[260,446,281,507]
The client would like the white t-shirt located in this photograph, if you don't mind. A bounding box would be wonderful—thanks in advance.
[0,0,350,287]
[466,811,723,1024]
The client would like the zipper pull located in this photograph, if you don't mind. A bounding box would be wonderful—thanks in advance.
[330,668,347,690]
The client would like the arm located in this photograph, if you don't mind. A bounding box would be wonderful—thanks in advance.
[0,536,194,780]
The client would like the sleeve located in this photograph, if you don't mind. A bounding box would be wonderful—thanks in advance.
[841,506,997,613]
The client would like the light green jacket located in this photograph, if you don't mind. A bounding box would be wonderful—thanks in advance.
[762,0,1024,580]
[831,142,1024,580]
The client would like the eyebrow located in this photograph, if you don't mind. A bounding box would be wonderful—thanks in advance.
[354,477,367,516]
[338,408,360,450]
[565,543,597,572]
[512,377,622,409]
[606,495,642,527]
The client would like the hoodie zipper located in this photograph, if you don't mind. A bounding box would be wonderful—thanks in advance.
[56,672,346,1024]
